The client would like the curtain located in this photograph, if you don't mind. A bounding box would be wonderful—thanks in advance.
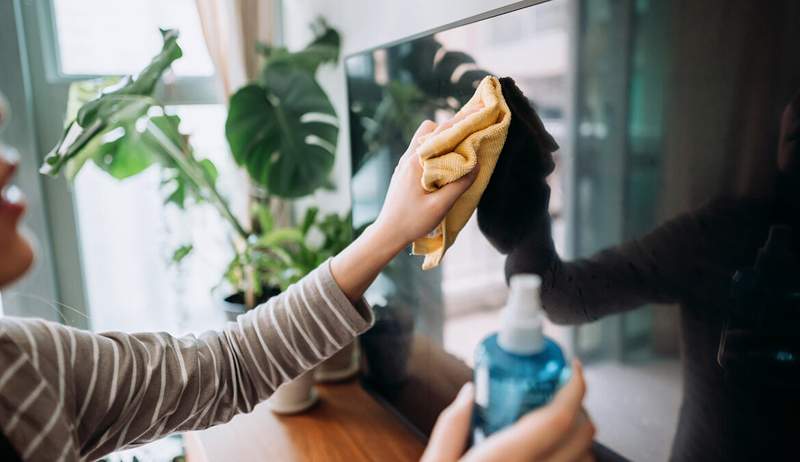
[195,0,278,97]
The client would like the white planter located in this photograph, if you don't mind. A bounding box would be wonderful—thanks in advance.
[266,370,319,415]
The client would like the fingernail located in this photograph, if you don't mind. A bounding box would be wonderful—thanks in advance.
[457,382,474,402]
[0,144,20,164]
[3,185,24,204]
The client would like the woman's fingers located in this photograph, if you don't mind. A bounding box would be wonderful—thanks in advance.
[428,162,479,212]
[400,120,437,166]
[412,119,438,147]
[407,104,483,168]
[421,383,474,462]
[463,360,587,462]
[513,361,590,461]
[432,103,484,135]
[540,360,586,424]
[540,409,596,462]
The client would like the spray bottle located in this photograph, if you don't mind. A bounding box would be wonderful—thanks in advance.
[472,274,571,443]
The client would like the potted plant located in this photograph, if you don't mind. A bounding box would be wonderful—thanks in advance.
[41,23,355,412]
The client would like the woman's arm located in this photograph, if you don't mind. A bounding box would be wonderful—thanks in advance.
[0,263,371,460]
[0,118,478,461]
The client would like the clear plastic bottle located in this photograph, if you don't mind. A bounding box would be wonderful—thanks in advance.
[472,274,571,443]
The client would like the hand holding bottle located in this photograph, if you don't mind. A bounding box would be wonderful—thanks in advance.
[421,360,595,462]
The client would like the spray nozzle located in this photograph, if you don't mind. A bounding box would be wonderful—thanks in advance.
[500,274,546,354]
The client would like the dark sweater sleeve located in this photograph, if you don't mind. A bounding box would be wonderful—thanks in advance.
[506,198,767,324]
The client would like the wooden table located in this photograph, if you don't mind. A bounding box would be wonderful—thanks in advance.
[185,380,426,462]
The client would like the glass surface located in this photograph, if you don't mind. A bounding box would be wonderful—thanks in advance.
[347,0,572,365]
[346,0,800,459]
[52,0,214,76]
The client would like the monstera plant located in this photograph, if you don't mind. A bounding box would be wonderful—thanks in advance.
[41,24,351,310]
[226,20,340,198]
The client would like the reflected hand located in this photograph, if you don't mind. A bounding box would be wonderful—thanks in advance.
[421,360,595,462]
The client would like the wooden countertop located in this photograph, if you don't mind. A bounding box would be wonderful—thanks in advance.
[185,380,426,462]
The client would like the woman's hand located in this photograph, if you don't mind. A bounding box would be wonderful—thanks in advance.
[421,360,595,462]
[331,116,478,302]
[374,115,479,248]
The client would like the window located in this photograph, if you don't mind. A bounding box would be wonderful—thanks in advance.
[52,0,214,76]
[72,105,242,334]
[46,0,235,335]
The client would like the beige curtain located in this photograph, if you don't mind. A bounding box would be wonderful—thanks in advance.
[195,0,278,97]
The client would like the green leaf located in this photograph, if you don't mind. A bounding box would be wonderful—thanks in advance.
[101,128,157,179]
[41,29,182,178]
[225,68,337,197]
[142,114,208,208]
[171,244,193,264]
[260,25,341,75]
[299,207,319,236]
[199,158,219,185]
[65,77,123,125]
[164,179,187,207]
[256,227,305,247]
[252,202,274,234]
[259,20,340,75]
[316,211,353,255]
[146,114,183,146]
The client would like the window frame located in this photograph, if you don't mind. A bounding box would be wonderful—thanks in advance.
[14,0,226,328]
[37,0,222,103]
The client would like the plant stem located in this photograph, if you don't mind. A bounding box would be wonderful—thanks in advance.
[145,120,249,240]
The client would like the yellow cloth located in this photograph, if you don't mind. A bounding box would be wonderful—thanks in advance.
[411,76,511,270]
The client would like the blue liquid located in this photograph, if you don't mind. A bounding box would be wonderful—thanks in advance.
[472,333,570,442]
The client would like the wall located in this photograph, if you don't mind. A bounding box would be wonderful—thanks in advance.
[282,0,524,213]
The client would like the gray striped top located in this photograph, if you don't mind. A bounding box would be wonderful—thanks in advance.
[0,260,373,461]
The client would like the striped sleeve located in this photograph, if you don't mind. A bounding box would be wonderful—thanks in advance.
[0,259,373,461]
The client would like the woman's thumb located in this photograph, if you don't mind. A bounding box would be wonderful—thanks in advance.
[421,383,474,462]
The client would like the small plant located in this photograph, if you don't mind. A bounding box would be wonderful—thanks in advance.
[42,24,349,309]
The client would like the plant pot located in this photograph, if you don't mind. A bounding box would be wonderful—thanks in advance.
[215,287,281,322]
[360,307,415,387]
[315,341,360,383]
[266,370,319,414]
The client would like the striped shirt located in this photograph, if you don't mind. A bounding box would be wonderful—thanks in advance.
[0,260,373,461]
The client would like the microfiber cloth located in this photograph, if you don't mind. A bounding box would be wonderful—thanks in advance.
[411,76,511,270]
